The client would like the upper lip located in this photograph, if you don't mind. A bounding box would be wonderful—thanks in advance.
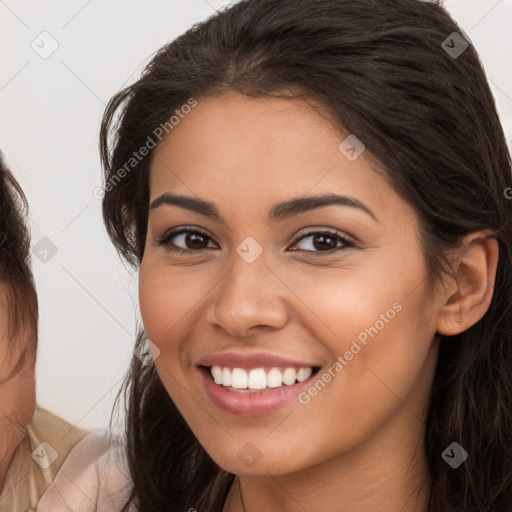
[196,352,320,369]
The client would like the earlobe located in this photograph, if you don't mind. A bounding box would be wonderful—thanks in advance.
[436,231,499,336]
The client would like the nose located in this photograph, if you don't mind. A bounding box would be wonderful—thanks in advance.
[206,250,289,338]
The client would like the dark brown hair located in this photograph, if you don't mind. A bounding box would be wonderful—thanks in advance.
[0,152,38,381]
[100,0,512,510]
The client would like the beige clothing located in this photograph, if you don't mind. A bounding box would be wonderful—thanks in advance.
[0,406,132,512]
[0,406,88,511]
[34,429,132,512]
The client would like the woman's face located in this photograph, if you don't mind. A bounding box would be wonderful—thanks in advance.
[139,91,443,475]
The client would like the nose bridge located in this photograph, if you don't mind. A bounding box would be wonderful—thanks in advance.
[221,238,272,309]
[208,238,286,335]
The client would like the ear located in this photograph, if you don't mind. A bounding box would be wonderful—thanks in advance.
[436,230,499,336]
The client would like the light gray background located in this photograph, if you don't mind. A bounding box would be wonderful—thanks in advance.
[0,0,511,431]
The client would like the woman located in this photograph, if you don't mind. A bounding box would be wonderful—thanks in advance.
[0,152,131,511]
[100,0,512,510]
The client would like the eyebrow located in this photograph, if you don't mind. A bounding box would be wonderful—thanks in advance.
[149,192,378,223]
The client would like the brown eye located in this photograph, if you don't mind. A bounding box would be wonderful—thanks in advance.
[156,228,357,256]
[157,228,216,254]
[290,230,356,254]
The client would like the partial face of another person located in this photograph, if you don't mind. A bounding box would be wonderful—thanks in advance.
[138,91,445,475]
[0,285,36,425]
[0,284,36,492]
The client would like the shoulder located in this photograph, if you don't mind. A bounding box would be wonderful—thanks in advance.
[0,406,91,511]
[27,406,89,476]
[34,430,133,512]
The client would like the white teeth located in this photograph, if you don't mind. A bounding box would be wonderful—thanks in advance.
[209,366,314,390]
[222,367,232,387]
[297,367,312,382]
[247,368,266,389]
[231,368,248,389]
[282,368,297,385]
[211,365,223,384]
[266,368,283,388]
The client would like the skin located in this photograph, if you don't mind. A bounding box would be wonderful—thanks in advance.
[0,286,36,494]
[139,91,498,512]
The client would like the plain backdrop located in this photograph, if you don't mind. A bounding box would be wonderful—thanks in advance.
[0,0,511,431]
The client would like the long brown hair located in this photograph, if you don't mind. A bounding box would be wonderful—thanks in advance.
[0,152,38,381]
[100,0,512,510]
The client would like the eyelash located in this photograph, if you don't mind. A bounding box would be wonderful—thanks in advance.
[156,227,357,255]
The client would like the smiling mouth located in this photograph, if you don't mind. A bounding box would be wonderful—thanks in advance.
[199,365,321,392]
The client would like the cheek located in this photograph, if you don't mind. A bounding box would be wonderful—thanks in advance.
[138,268,166,342]
[277,255,436,403]
[138,260,198,344]
[138,264,195,408]
[277,260,408,343]
[302,273,434,415]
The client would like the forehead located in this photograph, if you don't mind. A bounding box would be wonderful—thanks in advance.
[148,92,408,223]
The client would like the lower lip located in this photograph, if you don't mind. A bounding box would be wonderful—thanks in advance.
[199,366,317,417]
